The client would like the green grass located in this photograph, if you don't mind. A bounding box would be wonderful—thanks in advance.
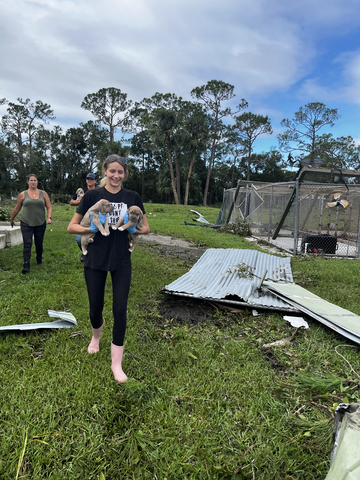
[1,202,360,479]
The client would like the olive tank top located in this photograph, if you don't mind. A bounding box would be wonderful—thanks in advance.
[20,191,46,226]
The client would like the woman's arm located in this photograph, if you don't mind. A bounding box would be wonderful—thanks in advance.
[43,192,53,224]
[10,192,25,226]
[67,212,92,235]
[135,214,150,235]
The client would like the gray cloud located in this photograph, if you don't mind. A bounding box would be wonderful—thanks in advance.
[1,0,360,141]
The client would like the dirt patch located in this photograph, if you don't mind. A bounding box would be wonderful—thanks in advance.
[158,296,216,326]
[138,233,205,263]
[139,233,197,248]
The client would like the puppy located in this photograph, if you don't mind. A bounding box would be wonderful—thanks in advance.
[112,205,144,252]
[80,199,114,255]
[76,188,85,201]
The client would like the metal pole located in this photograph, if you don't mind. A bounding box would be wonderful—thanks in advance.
[225,181,241,224]
[293,178,300,255]
[244,184,249,220]
[268,185,273,242]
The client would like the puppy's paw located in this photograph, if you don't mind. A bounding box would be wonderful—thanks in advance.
[88,238,94,243]
[82,251,88,255]
[112,226,118,230]
[102,232,110,236]
[119,227,124,231]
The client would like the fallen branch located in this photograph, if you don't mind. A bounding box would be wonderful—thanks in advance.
[263,328,300,348]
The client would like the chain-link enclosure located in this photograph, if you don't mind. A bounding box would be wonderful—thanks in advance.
[223,181,360,257]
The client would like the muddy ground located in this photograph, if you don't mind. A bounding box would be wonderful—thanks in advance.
[138,233,242,326]
[138,233,205,264]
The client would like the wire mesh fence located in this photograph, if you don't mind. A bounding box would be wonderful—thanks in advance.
[223,181,360,257]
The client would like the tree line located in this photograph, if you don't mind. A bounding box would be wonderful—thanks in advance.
[1,80,359,205]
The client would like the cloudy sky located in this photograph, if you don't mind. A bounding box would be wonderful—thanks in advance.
[1,0,360,154]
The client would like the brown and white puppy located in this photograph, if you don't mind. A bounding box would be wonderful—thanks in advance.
[80,199,114,255]
[76,188,85,201]
[112,205,144,252]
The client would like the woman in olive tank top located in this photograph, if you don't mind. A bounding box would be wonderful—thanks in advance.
[10,174,52,274]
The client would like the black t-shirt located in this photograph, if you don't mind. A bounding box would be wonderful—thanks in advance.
[76,187,145,271]
[72,187,88,201]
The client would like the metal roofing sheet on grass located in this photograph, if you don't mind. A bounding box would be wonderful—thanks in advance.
[264,282,360,344]
[162,249,298,311]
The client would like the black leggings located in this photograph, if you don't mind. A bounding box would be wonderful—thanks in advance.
[84,263,132,346]
[20,221,46,265]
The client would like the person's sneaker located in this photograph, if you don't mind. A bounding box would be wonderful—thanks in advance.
[22,262,30,274]
[37,261,42,266]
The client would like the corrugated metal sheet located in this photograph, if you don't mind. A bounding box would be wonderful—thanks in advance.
[265,281,360,344]
[162,249,298,312]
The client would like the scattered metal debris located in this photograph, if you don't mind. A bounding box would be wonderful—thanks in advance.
[283,315,309,329]
[265,282,360,344]
[163,248,360,343]
[162,249,298,312]
[325,403,360,479]
[0,310,77,332]
[189,210,210,224]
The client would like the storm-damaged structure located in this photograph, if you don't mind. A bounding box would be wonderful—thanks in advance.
[221,166,360,258]
[162,248,360,344]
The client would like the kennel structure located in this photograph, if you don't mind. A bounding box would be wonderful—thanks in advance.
[223,167,360,257]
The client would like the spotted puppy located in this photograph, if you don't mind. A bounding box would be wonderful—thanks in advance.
[76,188,85,201]
[80,199,114,255]
[112,205,144,252]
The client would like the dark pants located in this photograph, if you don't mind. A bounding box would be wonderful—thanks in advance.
[75,234,82,251]
[20,221,46,265]
[84,262,132,346]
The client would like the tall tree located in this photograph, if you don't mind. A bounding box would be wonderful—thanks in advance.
[180,101,210,205]
[278,102,340,166]
[81,88,132,144]
[191,80,247,206]
[231,112,272,181]
[134,93,183,204]
[241,150,289,183]
[315,134,360,170]
[223,127,246,188]
[1,98,55,182]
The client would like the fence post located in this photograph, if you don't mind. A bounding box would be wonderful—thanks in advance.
[225,181,241,224]
[357,217,360,259]
[293,178,300,255]
[268,185,273,242]
[249,185,254,223]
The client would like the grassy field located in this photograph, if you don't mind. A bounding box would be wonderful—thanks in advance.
[1,202,360,479]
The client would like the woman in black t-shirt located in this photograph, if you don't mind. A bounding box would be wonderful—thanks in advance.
[68,155,150,383]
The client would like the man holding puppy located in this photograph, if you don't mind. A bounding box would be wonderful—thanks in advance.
[70,173,97,259]
[70,172,96,206]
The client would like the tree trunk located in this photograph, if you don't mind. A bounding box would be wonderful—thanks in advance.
[165,134,180,204]
[141,153,145,198]
[203,136,217,206]
[247,145,252,181]
[184,151,196,206]
[174,145,181,204]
